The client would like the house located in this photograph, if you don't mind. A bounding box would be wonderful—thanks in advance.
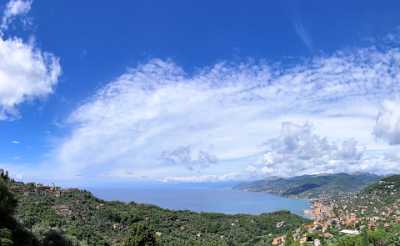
[276,221,286,228]
[53,205,72,217]
[272,236,285,245]
[322,232,334,239]
[340,229,360,235]
[299,236,315,244]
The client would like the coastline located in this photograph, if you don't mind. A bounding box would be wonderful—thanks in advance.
[89,186,311,217]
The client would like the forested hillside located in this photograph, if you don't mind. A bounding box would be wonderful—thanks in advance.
[3,170,400,246]
[0,172,71,246]
[0,172,308,245]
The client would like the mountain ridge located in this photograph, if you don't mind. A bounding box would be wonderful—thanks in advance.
[234,173,381,199]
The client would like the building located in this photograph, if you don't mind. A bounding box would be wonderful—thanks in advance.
[272,235,285,245]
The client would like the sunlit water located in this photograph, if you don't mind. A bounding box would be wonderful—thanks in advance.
[88,184,310,217]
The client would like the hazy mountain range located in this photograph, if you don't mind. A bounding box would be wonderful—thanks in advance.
[234,173,381,199]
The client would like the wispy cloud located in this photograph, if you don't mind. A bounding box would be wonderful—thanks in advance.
[1,0,32,31]
[48,38,400,181]
[286,0,313,51]
[294,21,313,51]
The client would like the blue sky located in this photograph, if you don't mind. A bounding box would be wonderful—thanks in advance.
[2,0,400,184]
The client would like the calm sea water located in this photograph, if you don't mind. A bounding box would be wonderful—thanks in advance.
[88,184,309,217]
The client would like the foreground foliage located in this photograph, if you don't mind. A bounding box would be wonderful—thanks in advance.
[0,173,72,246]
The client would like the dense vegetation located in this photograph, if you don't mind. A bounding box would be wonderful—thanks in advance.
[284,225,400,246]
[327,226,400,246]
[0,178,38,245]
[0,172,73,246]
[4,170,400,246]
[235,173,380,199]
[0,173,308,245]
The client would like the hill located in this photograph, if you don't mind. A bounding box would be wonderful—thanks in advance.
[0,172,72,246]
[3,170,400,245]
[0,174,309,245]
[363,174,400,195]
[235,173,381,199]
[289,175,400,245]
[331,174,400,223]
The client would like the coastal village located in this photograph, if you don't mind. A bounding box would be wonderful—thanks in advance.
[272,177,400,245]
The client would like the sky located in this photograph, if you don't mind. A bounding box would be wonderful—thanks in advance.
[2,0,400,184]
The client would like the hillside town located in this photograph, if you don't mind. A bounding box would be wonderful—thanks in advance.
[272,176,400,245]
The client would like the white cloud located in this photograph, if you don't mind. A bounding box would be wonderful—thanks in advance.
[0,0,61,120]
[161,173,241,183]
[1,0,32,30]
[160,146,218,171]
[249,122,365,177]
[0,37,61,120]
[53,41,400,180]
[11,140,20,144]
[373,100,400,145]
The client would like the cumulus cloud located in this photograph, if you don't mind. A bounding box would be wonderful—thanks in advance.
[373,100,400,145]
[0,0,61,120]
[1,0,32,30]
[248,122,365,177]
[0,37,61,120]
[160,146,218,170]
[54,40,400,180]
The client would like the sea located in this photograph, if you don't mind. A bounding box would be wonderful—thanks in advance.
[88,183,310,217]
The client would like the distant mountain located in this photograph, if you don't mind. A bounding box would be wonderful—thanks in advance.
[234,173,381,199]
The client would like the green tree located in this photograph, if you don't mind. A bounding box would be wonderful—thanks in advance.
[0,170,9,181]
[42,230,73,246]
[284,231,295,246]
[368,228,388,246]
[123,224,157,246]
[0,228,13,246]
[360,228,368,246]
[0,180,17,218]
[0,180,41,246]
[0,180,17,245]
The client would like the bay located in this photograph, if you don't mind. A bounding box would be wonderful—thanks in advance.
[89,184,309,217]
